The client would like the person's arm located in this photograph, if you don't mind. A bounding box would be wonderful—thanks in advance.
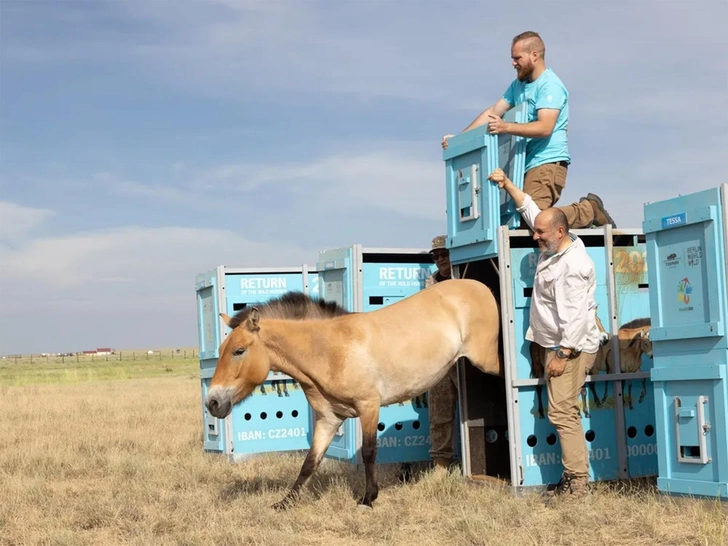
[487,168,540,229]
[461,98,512,133]
[442,83,516,149]
[488,108,559,138]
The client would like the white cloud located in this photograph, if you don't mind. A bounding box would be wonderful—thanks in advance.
[0,221,314,353]
[244,150,446,220]
[1,225,315,292]
[110,146,447,221]
[0,201,55,243]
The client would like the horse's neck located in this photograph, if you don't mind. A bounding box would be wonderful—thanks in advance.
[259,319,327,387]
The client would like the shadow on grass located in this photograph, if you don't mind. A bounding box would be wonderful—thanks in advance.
[216,459,436,505]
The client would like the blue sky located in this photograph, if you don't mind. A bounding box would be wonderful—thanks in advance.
[1,0,727,354]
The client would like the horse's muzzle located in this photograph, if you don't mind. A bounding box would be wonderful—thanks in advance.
[205,387,233,419]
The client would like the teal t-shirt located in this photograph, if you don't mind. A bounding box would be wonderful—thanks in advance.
[502,68,570,171]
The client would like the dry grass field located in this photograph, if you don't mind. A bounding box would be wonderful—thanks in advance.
[1,368,726,546]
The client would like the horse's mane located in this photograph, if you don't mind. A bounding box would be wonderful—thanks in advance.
[227,291,350,329]
[619,317,651,330]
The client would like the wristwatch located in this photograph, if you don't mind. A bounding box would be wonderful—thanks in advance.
[556,349,573,360]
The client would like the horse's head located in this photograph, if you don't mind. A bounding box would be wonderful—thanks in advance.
[637,328,653,358]
[594,307,610,346]
[205,308,271,419]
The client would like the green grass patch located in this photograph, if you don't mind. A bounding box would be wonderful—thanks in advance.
[0,357,199,387]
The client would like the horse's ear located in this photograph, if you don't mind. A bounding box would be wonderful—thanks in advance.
[220,313,233,328]
[247,307,260,332]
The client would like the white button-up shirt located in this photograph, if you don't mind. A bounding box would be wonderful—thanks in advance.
[517,195,601,354]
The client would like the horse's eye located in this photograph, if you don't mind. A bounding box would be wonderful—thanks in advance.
[232,348,246,357]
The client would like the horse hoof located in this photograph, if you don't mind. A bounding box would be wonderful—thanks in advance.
[357,503,373,511]
[271,500,290,511]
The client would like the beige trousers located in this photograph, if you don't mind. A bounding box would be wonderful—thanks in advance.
[535,345,597,478]
[523,163,595,229]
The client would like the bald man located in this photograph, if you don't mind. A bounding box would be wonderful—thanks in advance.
[442,30,615,229]
[488,167,602,503]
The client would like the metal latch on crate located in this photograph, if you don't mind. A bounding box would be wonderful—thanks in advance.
[674,395,711,464]
[457,165,481,222]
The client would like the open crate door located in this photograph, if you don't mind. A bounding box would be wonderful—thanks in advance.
[316,246,359,461]
[444,102,527,264]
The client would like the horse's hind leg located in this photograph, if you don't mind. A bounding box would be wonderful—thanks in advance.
[357,401,381,509]
[272,412,343,511]
[639,378,647,404]
[535,384,545,419]
[588,381,602,408]
[625,380,634,410]
[580,387,590,418]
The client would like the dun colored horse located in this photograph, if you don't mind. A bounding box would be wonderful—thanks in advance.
[204,278,501,509]
[590,318,652,410]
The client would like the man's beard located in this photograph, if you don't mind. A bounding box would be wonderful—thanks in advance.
[517,64,534,82]
[539,240,560,256]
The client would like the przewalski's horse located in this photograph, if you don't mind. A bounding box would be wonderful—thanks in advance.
[204,278,502,510]
[604,318,653,409]
[582,317,653,411]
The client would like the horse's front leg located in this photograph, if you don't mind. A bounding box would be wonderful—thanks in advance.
[580,387,590,418]
[357,401,381,509]
[588,381,602,408]
[272,412,343,511]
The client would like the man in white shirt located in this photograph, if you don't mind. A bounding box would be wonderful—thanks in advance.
[488,167,600,501]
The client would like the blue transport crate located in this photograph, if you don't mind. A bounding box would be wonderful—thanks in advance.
[644,183,728,500]
[195,265,319,460]
[609,235,658,479]
[454,226,659,489]
[443,102,528,266]
[316,245,440,464]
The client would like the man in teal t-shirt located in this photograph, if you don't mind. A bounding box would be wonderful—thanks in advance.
[442,31,615,229]
[501,66,570,173]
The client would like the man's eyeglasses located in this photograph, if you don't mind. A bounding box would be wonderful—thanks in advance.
[432,251,449,261]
